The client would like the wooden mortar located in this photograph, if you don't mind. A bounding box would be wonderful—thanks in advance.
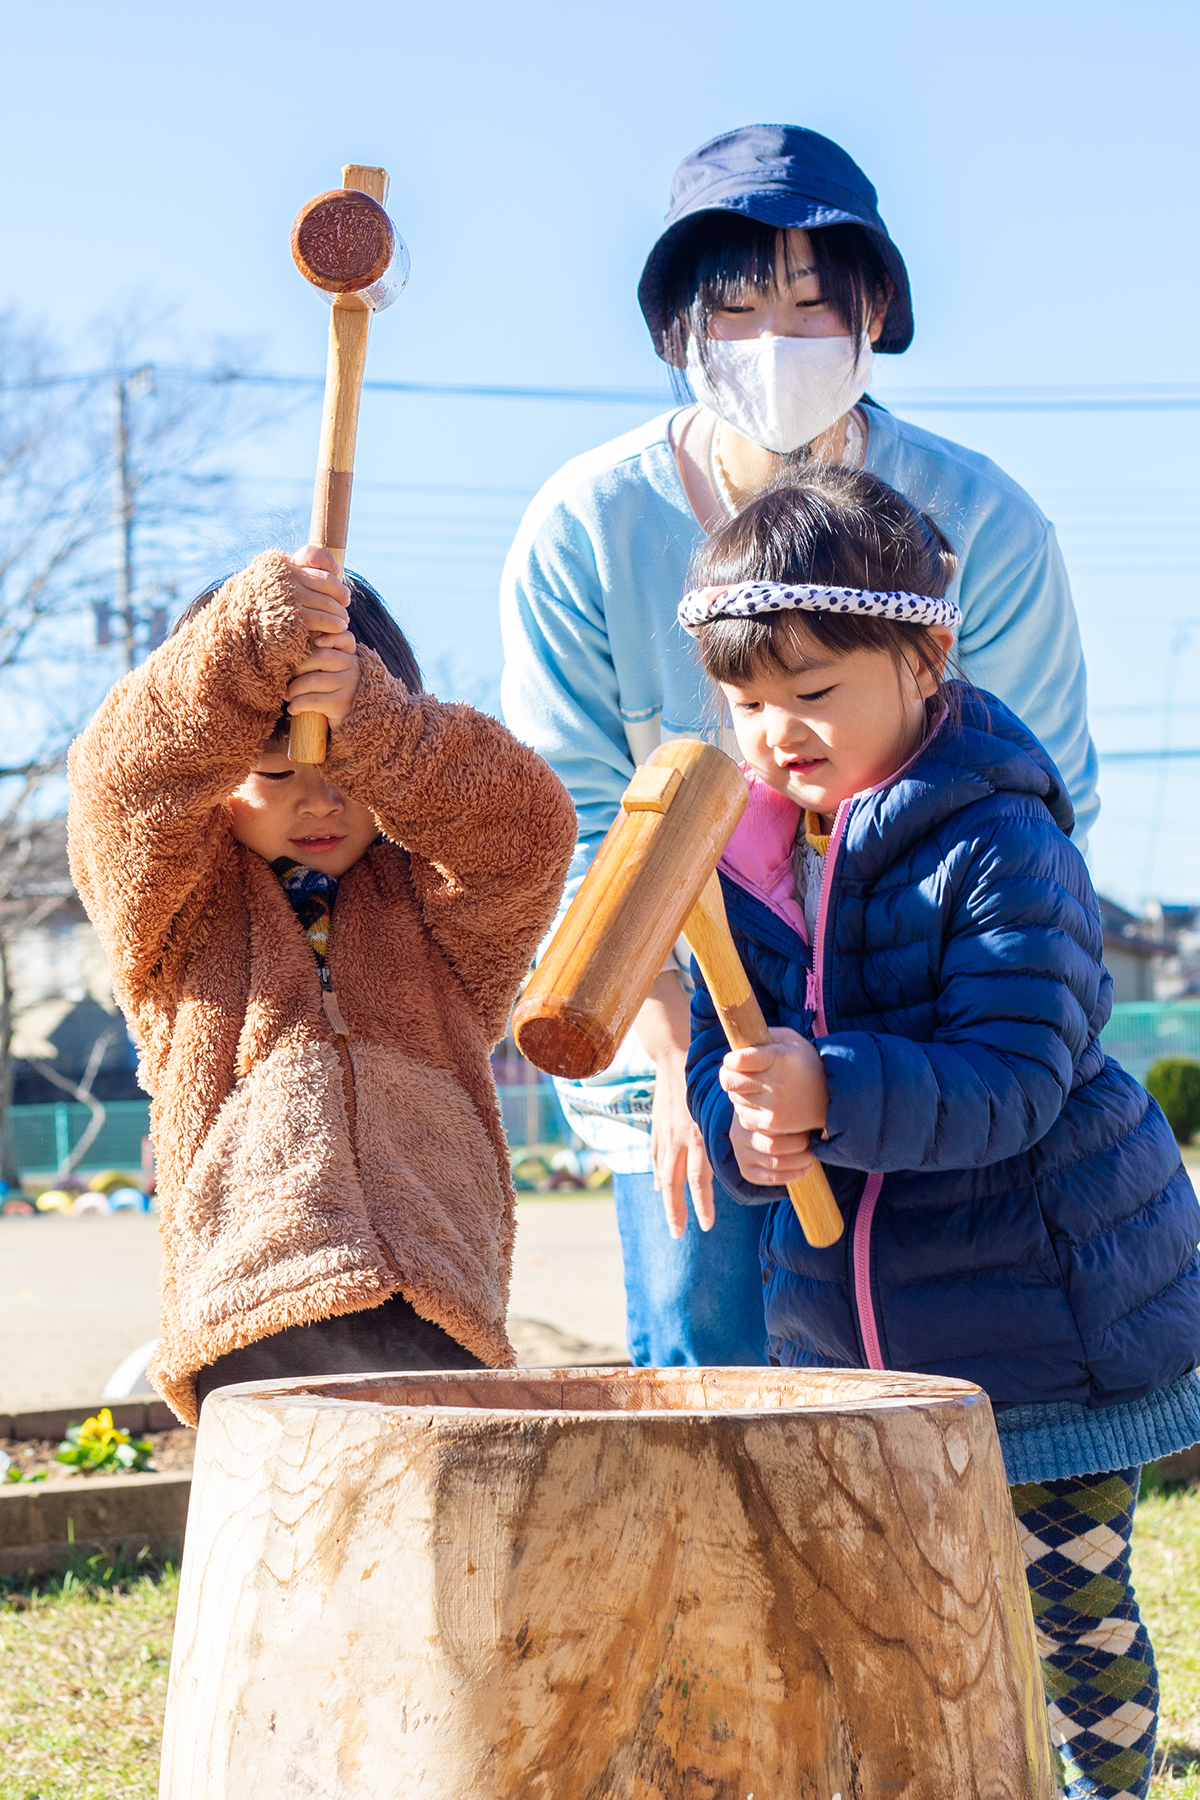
[159,1365,1056,1799]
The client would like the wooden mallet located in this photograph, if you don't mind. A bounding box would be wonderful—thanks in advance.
[287,164,409,763]
[513,739,844,1249]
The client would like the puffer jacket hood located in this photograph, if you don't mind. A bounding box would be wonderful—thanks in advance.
[688,685,1200,1409]
[841,685,1075,869]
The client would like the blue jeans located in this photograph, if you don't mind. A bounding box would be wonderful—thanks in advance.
[612,1170,769,1366]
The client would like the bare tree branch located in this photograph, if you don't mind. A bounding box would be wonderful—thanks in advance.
[29,1027,119,1178]
[0,306,287,1186]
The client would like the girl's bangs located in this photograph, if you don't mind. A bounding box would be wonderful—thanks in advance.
[698,613,824,687]
[661,217,889,374]
[660,217,790,371]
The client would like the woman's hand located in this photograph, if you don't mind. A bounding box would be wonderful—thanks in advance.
[635,970,715,1237]
[284,546,360,732]
[721,1027,828,1188]
[651,1049,715,1237]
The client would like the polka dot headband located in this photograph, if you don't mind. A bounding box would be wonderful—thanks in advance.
[677,581,962,635]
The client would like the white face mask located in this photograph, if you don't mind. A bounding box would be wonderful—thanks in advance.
[685,332,874,454]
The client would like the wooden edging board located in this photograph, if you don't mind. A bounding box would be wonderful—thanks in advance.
[2,1394,1192,1583]
[0,1470,191,1577]
[1157,1443,1200,1482]
[0,1398,179,1441]
[1,1398,190,1577]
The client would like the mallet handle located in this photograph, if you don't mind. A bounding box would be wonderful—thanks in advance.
[682,871,844,1249]
[289,164,389,765]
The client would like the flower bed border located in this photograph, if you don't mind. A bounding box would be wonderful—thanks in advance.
[1,1400,190,1577]
[2,1398,1192,1580]
[0,1398,178,1441]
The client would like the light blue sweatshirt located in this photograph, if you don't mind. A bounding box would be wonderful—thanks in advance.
[499,405,1099,1166]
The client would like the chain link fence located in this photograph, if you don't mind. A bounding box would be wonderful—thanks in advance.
[1101,1002,1200,1084]
[8,1085,572,1179]
[8,1018,1197,1180]
[8,1099,151,1179]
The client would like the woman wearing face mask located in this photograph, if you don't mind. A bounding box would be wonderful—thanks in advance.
[500,123,1098,1371]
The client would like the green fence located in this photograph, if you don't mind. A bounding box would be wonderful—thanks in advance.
[9,1020,1199,1177]
[1101,1003,1200,1085]
[8,1085,570,1179]
[8,1100,151,1179]
[496,1084,571,1151]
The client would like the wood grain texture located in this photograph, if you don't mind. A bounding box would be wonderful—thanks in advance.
[682,871,844,1248]
[622,763,684,813]
[291,189,395,292]
[310,301,371,538]
[160,1366,1056,1800]
[285,710,329,764]
[342,163,389,205]
[513,740,748,1077]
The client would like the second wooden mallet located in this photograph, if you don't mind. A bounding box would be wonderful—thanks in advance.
[288,163,409,763]
[513,740,844,1249]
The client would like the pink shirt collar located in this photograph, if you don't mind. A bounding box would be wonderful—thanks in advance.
[719,770,808,943]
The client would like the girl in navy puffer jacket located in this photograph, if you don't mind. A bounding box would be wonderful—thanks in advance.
[682,468,1200,1800]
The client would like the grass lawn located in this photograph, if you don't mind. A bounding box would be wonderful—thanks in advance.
[0,1554,177,1800]
[1138,1483,1200,1797]
[0,1487,1197,1797]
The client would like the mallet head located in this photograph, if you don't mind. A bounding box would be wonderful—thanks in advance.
[291,187,409,312]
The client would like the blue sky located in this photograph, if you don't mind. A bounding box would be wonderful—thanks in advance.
[1,0,1197,905]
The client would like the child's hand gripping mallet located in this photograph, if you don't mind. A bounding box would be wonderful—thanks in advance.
[288,165,409,763]
[513,740,843,1249]
[679,869,843,1247]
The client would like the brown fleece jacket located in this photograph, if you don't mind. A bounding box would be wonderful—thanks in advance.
[67,553,575,1424]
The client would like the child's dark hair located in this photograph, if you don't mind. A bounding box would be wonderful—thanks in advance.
[660,215,891,383]
[171,568,422,737]
[690,467,958,700]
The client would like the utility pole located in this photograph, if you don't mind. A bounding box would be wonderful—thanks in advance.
[112,374,136,670]
[110,365,155,670]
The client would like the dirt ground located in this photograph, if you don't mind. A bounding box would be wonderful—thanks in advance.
[6,1151,1196,1415]
[0,1427,196,1483]
[0,1197,630,1413]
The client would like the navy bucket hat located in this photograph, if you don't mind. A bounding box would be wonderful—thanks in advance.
[638,123,913,357]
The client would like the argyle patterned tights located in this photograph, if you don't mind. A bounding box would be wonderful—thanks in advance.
[1011,1468,1158,1800]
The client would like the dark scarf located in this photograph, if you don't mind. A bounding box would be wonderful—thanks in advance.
[271,858,339,970]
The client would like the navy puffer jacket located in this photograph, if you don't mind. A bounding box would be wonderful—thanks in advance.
[687,688,1200,1408]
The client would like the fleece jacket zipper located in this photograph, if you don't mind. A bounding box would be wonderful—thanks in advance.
[319,961,350,1038]
[322,920,406,1283]
[808,799,886,1372]
[320,915,355,1139]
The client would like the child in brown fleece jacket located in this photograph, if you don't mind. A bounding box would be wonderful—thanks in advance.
[68,547,575,1424]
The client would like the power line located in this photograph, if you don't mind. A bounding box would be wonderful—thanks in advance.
[1100,748,1200,762]
[240,475,533,498]
[1093,703,1200,716]
[872,386,1200,415]
[0,365,673,407]
[5,365,1200,413]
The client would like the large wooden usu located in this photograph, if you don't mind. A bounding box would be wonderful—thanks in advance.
[159,1366,1055,1799]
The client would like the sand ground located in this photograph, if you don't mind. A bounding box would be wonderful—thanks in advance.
[0,1196,630,1413]
[6,1149,1198,1414]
